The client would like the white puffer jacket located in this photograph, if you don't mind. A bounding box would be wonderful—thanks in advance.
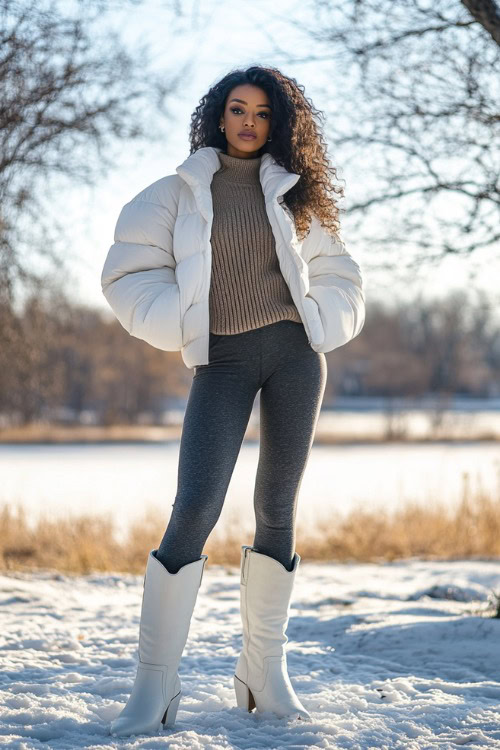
[101,146,365,370]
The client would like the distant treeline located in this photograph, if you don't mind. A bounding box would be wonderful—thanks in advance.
[0,287,498,426]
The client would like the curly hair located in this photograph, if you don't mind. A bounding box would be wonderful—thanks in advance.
[188,64,344,242]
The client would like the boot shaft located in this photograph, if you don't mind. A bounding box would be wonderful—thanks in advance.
[139,550,208,665]
[239,546,300,662]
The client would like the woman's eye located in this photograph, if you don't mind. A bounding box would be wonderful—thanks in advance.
[230,107,269,119]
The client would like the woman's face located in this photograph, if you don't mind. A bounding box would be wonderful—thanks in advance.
[219,84,272,158]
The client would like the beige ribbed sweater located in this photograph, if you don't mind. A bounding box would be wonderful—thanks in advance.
[209,150,302,335]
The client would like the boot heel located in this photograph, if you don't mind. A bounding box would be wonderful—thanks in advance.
[234,674,256,712]
[161,690,181,729]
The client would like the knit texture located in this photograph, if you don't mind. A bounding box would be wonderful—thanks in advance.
[208,150,302,335]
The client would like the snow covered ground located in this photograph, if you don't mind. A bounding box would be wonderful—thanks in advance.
[1,558,499,749]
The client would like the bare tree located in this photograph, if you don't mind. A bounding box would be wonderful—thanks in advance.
[1,280,499,424]
[0,0,193,307]
[264,0,500,270]
[461,0,500,44]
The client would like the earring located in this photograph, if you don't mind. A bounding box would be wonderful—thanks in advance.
[267,136,272,141]
[220,125,225,132]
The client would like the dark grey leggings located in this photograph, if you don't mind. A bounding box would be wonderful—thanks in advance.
[156,320,327,574]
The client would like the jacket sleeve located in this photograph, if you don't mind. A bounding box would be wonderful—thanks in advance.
[101,190,183,352]
[303,216,365,352]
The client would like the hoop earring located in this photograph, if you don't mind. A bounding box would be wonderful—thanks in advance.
[267,136,272,141]
[219,125,225,132]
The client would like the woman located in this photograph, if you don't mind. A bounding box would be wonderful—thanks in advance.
[102,64,365,737]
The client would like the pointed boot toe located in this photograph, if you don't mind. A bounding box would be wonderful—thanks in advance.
[109,550,208,737]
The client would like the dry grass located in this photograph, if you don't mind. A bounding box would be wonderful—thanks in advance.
[1,423,499,444]
[1,477,499,575]
[300,493,500,563]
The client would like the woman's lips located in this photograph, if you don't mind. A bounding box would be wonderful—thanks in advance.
[238,133,257,140]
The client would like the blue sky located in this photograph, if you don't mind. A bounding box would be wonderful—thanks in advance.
[49,0,499,318]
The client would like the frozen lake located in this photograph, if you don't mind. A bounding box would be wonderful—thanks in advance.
[1,441,499,542]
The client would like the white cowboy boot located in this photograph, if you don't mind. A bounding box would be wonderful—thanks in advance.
[234,545,311,720]
[110,549,208,737]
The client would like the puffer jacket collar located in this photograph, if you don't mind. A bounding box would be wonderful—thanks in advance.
[175,146,301,221]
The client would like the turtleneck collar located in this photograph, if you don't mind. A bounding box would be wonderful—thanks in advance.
[216,150,262,185]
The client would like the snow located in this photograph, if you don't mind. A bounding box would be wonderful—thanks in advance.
[1,559,499,749]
